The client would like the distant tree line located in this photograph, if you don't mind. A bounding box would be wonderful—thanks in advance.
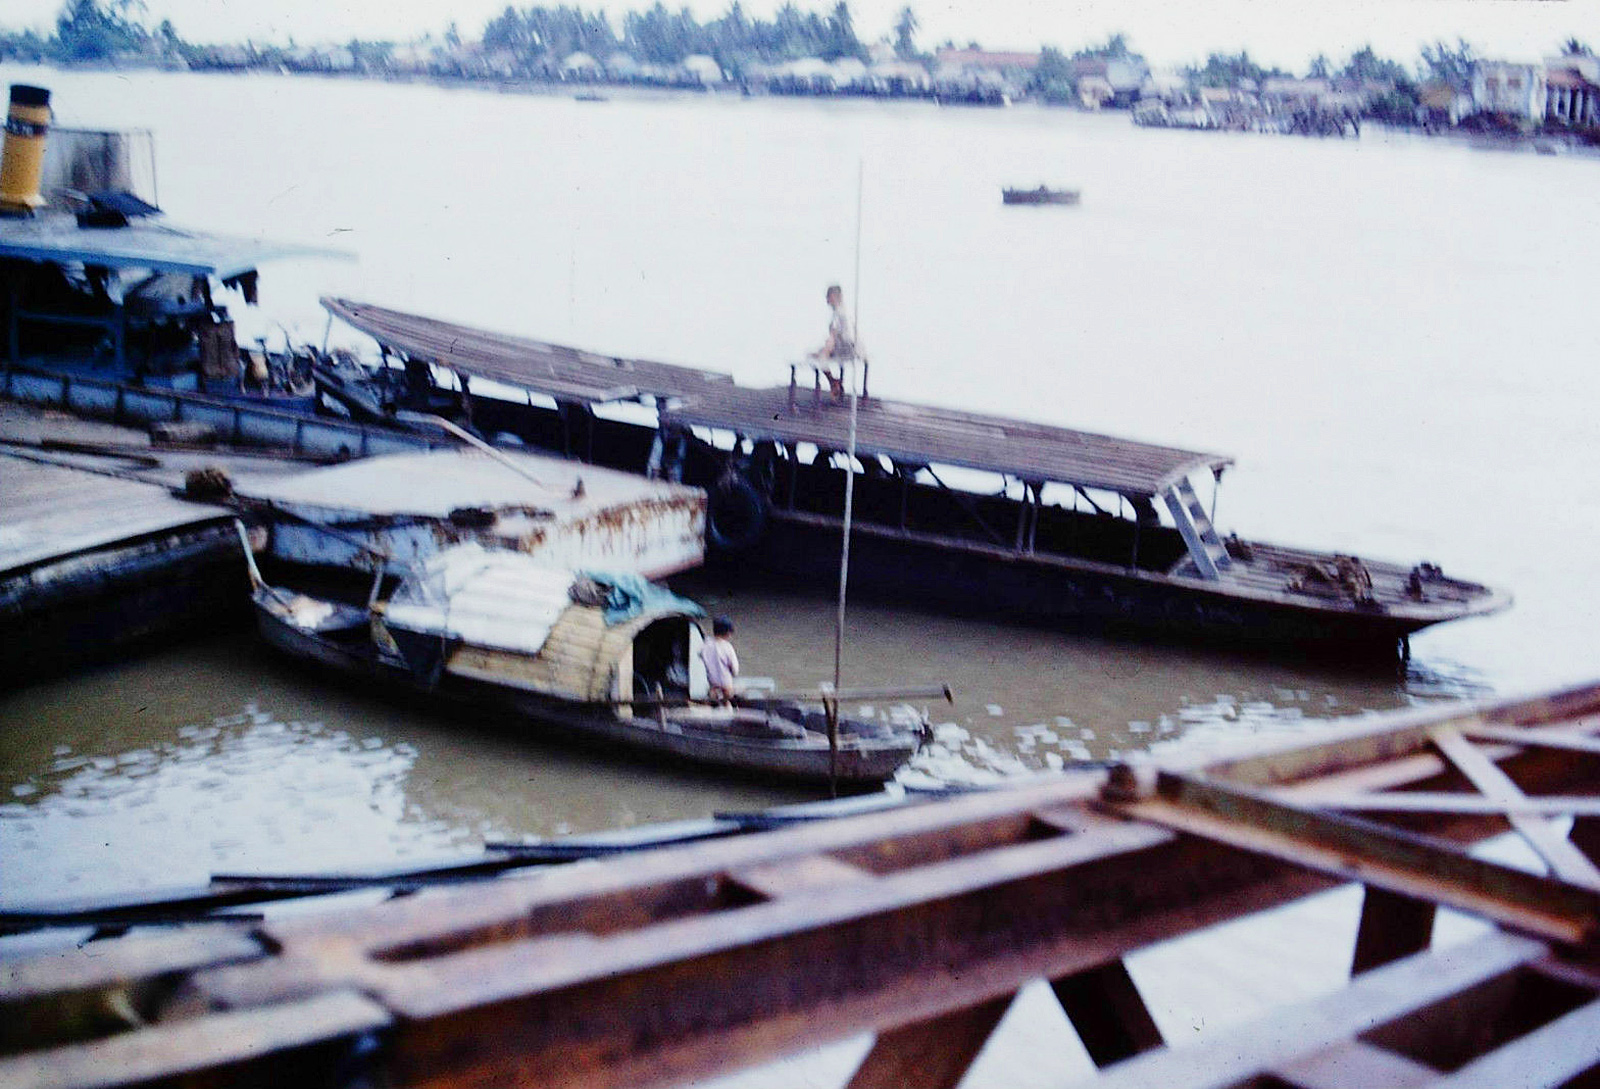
[480,1,867,75]
[1,0,1593,127]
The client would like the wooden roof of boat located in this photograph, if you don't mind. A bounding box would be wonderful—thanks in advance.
[323,297,737,404]
[662,386,1232,497]
[325,297,1232,496]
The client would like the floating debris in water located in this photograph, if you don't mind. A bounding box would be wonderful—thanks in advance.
[985,704,1003,717]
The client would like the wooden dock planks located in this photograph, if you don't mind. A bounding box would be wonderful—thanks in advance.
[0,454,230,577]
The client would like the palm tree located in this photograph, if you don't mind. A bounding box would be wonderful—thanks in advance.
[894,6,918,59]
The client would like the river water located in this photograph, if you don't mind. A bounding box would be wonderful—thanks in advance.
[2,65,1597,907]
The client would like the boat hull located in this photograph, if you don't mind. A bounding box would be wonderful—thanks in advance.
[707,512,1491,653]
[254,598,917,786]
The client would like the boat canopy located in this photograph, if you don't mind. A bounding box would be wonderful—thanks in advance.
[323,296,735,404]
[322,297,1233,497]
[385,546,577,656]
[379,544,704,702]
[661,386,1232,498]
[0,212,347,278]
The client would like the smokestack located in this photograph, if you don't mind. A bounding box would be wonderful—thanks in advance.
[0,85,51,217]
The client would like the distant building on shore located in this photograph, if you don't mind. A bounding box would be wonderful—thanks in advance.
[1470,61,1547,122]
[1544,54,1600,127]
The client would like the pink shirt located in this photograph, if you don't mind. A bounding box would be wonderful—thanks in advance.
[702,636,739,690]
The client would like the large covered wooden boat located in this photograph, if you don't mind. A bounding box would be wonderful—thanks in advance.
[250,542,926,785]
[319,298,1511,656]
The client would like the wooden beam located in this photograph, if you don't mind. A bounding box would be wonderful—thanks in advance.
[1050,958,1163,1067]
[1351,886,1435,975]
[845,993,1013,1089]
[1429,725,1600,890]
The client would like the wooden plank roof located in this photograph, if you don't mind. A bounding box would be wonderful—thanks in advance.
[323,297,737,404]
[323,298,1231,495]
[661,386,1232,496]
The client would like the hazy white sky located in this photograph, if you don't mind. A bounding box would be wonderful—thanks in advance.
[7,0,1597,70]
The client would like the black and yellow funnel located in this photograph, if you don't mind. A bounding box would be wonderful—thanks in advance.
[0,84,51,217]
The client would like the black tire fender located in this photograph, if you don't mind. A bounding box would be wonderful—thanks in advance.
[706,475,768,552]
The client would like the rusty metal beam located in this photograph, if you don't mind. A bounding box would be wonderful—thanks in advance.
[9,681,1600,1089]
[1109,771,1600,945]
[1463,723,1600,756]
[1429,724,1600,889]
[1304,792,1600,817]
[845,993,1013,1089]
[1049,958,1163,1067]
[1428,996,1600,1088]
[0,989,389,1089]
[1351,886,1436,975]
[1062,932,1547,1089]
[1271,1039,1437,1089]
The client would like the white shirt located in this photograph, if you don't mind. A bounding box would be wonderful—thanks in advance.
[826,304,855,358]
[702,635,740,690]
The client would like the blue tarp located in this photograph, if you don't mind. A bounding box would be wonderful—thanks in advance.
[579,571,705,626]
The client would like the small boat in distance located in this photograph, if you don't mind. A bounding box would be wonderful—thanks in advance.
[1002,186,1081,206]
[246,541,931,786]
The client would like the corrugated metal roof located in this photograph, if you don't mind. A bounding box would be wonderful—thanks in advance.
[0,212,345,278]
[323,297,736,404]
[0,455,231,576]
[386,545,575,656]
[661,386,1232,496]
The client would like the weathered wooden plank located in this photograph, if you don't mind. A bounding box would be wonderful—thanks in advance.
[845,994,1013,1089]
[1062,932,1544,1089]
[0,989,391,1089]
[1049,958,1163,1067]
[1429,725,1600,889]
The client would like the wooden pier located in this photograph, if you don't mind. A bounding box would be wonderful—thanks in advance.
[5,681,1600,1088]
[0,448,242,681]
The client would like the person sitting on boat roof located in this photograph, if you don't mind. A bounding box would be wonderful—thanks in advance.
[808,284,855,399]
[702,616,740,704]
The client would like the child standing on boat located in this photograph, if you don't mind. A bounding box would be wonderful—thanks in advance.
[702,616,740,703]
[809,284,855,398]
